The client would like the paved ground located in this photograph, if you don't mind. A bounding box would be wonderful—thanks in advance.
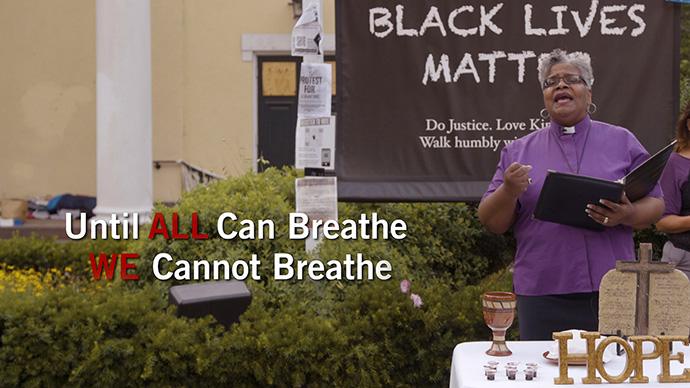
[0,218,79,241]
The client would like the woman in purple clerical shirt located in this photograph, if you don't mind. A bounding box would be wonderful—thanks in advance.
[478,48,665,340]
[656,99,690,281]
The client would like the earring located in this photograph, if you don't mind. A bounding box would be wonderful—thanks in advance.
[540,108,549,119]
[587,103,597,114]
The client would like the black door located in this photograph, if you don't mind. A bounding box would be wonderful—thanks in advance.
[257,56,335,171]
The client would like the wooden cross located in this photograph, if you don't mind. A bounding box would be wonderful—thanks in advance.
[615,243,675,335]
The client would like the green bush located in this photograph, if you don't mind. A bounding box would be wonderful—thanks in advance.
[633,225,667,262]
[0,233,130,280]
[0,272,513,387]
[0,283,230,388]
[336,201,513,286]
[0,167,665,386]
[130,168,513,291]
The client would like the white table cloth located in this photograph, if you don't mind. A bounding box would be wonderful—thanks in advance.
[450,340,690,387]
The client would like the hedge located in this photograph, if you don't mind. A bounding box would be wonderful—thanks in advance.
[0,167,666,387]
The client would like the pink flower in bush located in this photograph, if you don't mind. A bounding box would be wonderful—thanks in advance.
[400,279,411,294]
[410,293,423,308]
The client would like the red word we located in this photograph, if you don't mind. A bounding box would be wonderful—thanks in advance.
[89,253,139,280]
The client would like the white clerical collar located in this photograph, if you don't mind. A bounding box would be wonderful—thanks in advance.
[562,126,575,134]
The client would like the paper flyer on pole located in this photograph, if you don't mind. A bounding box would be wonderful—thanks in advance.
[291,2,323,56]
[295,177,338,227]
[295,116,336,170]
[298,62,332,117]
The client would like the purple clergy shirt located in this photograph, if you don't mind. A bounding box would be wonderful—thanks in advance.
[660,153,690,219]
[482,116,662,296]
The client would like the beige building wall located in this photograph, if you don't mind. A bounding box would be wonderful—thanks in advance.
[0,0,97,202]
[0,0,335,204]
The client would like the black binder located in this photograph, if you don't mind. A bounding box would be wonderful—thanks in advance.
[533,140,676,231]
[622,140,676,202]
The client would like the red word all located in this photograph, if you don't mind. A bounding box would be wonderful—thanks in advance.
[148,213,209,240]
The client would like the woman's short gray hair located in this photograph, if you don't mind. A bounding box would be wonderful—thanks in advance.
[537,49,594,90]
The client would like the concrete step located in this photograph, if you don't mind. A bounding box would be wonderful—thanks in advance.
[0,218,80,242]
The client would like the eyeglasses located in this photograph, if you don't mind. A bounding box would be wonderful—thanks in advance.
[542,74,587,89]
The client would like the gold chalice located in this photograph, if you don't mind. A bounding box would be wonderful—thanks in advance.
[482,291,517,356]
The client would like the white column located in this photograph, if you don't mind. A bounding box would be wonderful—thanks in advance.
[94,0,153,222]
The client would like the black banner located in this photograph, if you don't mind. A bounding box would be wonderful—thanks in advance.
[335,0,680,201]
